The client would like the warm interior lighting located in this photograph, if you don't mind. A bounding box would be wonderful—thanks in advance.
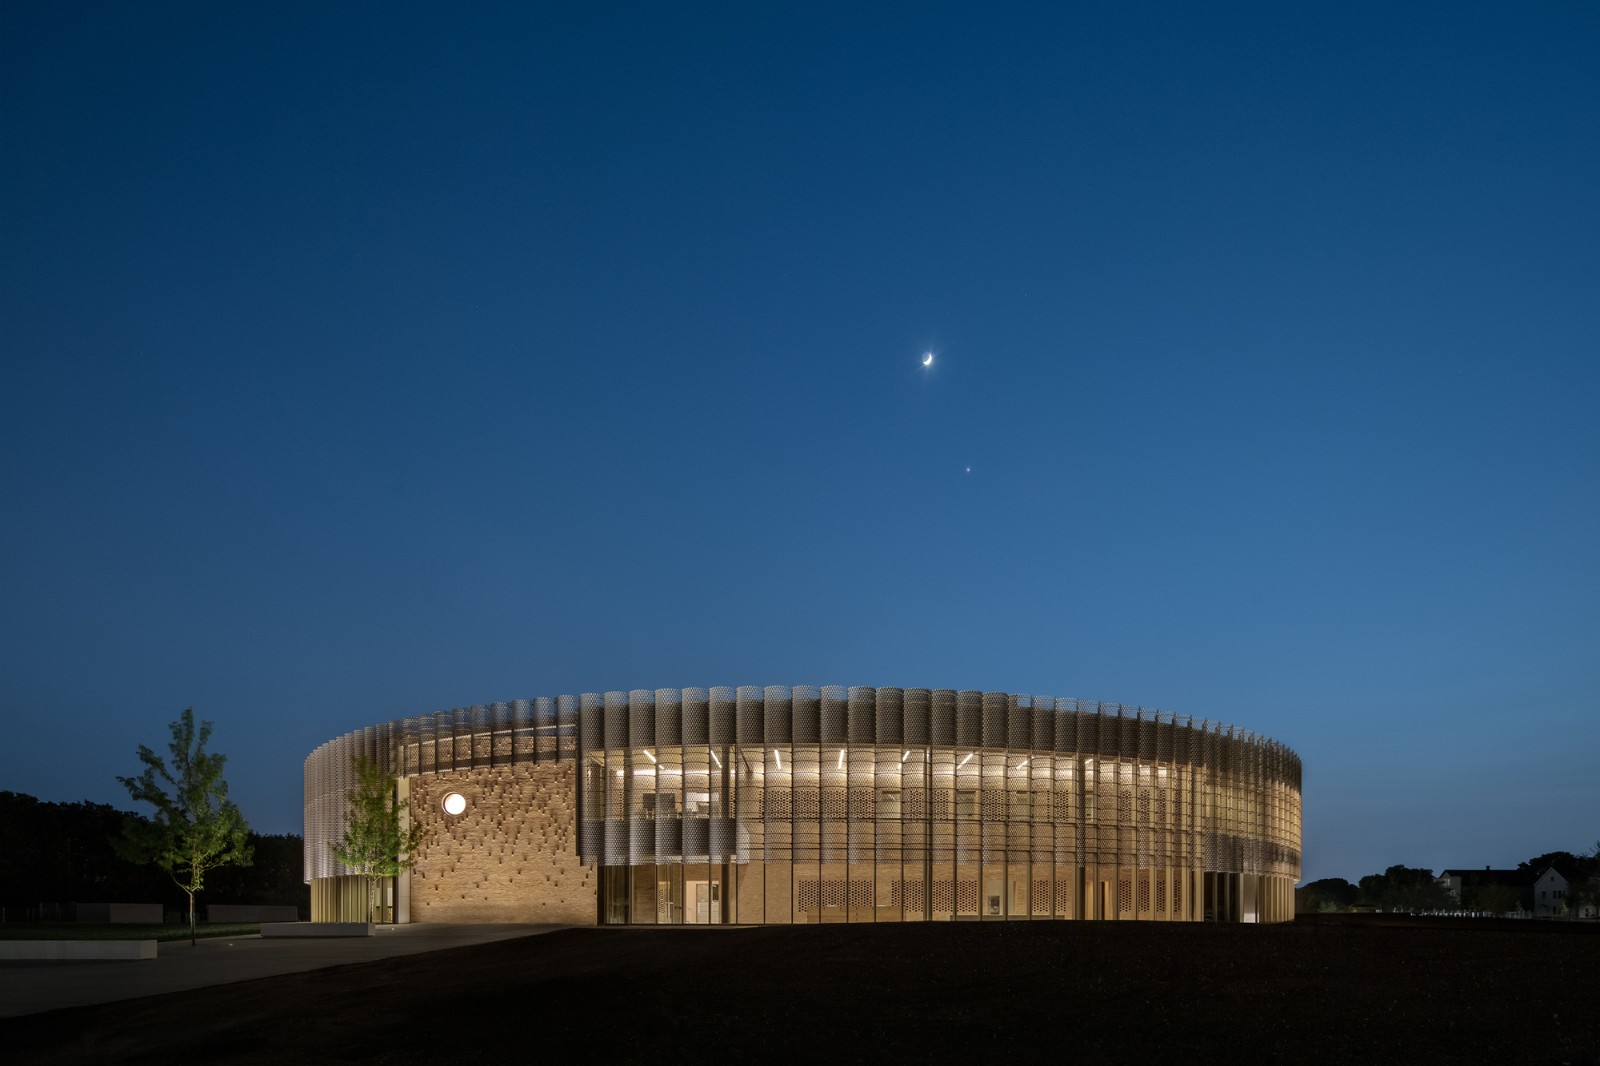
[836,749,845,769]
[643,749,657,763]
[1016,758,1030,770]
[958,752,973,768]
[901,750,910,763]
[441,792,467,816]
[773,749,782,770]
[711,749,722,768]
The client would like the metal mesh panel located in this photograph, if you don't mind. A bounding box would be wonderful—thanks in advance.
[956,690,983,748]
[847,686,875,745]
[682,688,709,746]
[763,686,792,743]
[820,686,848,745]
[791,686,820,744]
[737,686,765,744]
[875,686,903,746]
[603,692,628,751]
[708,686,736,746]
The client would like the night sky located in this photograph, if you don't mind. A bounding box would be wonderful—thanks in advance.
[3,3,1596,884]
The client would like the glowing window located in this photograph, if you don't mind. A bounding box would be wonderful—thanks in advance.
[442,792,467,816]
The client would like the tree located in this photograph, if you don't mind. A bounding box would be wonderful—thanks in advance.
[1466,881,1521,917]
[1355,865,1450,913]
[1562,844,1600,919]
[1297,877,1357,913]
[1516,850,1581,882]
[331,756,423,923]
[117,709,253,944]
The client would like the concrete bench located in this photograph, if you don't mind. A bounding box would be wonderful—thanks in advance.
[0,940,157,960]
[259,922,372,938]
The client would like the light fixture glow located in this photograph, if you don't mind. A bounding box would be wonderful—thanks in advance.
[711,749,722,768]
[774,749,782,770]
[441,792,467,816]
[837,749,845,769]
[901,750,910,763]
[1016,758,1030,770]
[643,749,657,763]
[958,752,973,768]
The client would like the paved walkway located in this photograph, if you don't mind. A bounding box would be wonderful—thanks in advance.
[0,924,561,1018]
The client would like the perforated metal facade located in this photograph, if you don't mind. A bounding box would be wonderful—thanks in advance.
[305,685,1301,924]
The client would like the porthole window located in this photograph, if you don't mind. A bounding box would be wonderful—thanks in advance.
[442,792,467,816]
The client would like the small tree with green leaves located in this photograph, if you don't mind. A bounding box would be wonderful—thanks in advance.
[331,756,423,923]
[118,709,253,945]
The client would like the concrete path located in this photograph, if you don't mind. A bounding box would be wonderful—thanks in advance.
[0,924,561,1018]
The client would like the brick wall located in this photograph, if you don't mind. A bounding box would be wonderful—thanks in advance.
[408,763,595,924]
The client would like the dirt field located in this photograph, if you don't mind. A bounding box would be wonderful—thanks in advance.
[3,914,1596,1064]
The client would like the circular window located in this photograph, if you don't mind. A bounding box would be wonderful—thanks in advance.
[441,792,467,816]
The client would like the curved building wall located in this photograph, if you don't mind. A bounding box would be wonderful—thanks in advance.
[305,686,1301,924]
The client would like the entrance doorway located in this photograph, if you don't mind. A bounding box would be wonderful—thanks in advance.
[687,878,722,923]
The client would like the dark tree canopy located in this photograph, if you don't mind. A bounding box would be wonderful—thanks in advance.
[1517,851,1584,881]
[0,791,306,916]
[1356,865,1452,913]
[0,791,176,910]
[1296,877,1358,912]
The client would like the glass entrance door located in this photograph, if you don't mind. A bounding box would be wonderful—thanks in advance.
[685,870,722,924]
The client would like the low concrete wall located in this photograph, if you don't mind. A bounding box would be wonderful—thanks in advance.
[207,905,300,923]
[75,903,164,924]
[0,940,157,960]
[260,922,372,938]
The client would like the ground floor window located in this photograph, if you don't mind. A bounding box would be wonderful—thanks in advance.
[593,864,1282,924]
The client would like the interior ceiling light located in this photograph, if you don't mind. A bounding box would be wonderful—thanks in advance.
[442,792,467,816]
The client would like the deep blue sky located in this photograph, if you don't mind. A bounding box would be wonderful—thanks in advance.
[3,2,1595,883]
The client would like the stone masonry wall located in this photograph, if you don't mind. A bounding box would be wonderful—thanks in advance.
[408,763,594,924]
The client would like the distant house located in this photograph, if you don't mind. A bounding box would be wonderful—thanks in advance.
[1436,867,1531,916]
[1531,867,1569,918]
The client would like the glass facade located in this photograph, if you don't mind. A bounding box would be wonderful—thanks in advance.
[578,687,1300,924]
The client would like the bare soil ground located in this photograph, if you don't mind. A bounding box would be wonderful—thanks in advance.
[3,914,1596,1065]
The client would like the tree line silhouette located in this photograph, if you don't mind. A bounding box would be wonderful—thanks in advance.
[1298,847,1600,916]
[0,791,307,921]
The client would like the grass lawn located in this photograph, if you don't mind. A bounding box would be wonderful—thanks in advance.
[0,922,261,942]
